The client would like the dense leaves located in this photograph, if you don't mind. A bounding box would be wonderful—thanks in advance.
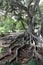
[0,0,43,34]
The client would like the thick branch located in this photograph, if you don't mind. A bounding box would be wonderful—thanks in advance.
[11,1,28,12]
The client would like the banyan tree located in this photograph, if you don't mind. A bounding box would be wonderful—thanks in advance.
[0,0,43,65]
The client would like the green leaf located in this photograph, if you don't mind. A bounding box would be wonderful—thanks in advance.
[0,47,4,53]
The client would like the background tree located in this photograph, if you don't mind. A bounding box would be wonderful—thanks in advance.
[0,0,43,65]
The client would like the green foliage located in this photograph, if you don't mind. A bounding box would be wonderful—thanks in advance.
[15,21,23,30]
[32,10,42,29]
[0,1,43,35]
[32,2,43,29]
[0,47,4,53]
[4,17,15,31]
[40,2,43,13]
[0,16,28,34]
[0,16,16,35]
